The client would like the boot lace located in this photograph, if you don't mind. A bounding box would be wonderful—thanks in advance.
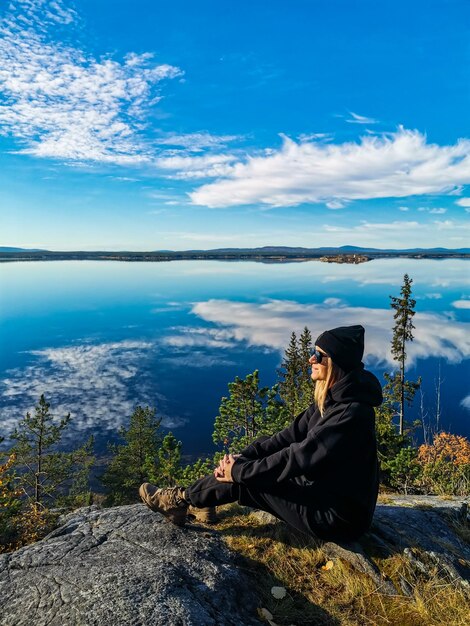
[160,487,186,507]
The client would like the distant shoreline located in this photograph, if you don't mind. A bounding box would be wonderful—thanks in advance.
[0,250,469,264]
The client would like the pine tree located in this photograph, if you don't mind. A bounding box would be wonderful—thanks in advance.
[56,436,95,508]
[213,370,283,453]
[374,396,409,486]
[178,452,224,487]
[155,432,182,487]
[278,328,314,421]
[10,394,74,506]
[299,326,315,407]
[101,405,162,505]
[278,332,302,420]
[388,274,421,435]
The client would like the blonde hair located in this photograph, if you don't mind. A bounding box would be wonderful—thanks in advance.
[314,358,345,415]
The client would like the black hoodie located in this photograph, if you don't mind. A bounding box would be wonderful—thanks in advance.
[231,364,383,535]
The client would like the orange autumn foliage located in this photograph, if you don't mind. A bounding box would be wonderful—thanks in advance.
[0,453,22,506]
[418,432,470,466]
[417,432,470,496]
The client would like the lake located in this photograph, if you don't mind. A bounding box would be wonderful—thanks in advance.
[0,258,469,458]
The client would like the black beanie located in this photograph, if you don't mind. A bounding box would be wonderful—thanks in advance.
[315,325,365,372]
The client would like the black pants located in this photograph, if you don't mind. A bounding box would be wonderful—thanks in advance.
[185,471,358,541]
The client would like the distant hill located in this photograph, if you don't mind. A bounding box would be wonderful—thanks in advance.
[159,245,470,255]
[0,246,48,252]
[1,245,469,259]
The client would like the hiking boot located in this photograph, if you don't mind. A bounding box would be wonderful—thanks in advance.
[187,505,218,524]
[139,483,188,526]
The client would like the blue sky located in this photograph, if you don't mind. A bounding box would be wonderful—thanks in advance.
[1,0,469,250]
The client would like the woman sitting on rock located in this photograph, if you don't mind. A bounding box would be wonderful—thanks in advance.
[139,324,382,541]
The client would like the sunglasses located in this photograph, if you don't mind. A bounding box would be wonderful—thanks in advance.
[310,348,329,364]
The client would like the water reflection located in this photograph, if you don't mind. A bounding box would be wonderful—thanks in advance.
[190,298,470,365]
[0,259,468,452]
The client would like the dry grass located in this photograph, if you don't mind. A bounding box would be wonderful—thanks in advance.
[215,503,470,626]
[377,494,394,505]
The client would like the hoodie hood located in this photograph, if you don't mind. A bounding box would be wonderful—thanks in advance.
[328,364,383,407]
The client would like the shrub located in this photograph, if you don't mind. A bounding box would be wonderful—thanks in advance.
[388,447,422,494]
[417,432,470,496]
[0,453,22,551]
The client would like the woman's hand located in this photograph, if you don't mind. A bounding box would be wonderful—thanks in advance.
[213,453,239,482]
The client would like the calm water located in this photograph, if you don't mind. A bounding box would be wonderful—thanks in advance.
[0,259,469,457]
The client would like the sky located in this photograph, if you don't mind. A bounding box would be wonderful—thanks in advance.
[1,0,469,251]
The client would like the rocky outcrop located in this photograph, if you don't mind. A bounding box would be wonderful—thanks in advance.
[0,496,468,625]
[0,504,263,626]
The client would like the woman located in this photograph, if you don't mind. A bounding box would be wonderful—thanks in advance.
[139,324,382,541]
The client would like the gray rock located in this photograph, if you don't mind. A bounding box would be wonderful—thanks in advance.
[369,495,470,593]
[0,504,263,626]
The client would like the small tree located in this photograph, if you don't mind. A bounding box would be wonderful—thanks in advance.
[388,274,421,435]
[101,405,162,505]
[10,395,74,506]
[213,370,283,453]
[55,436,95,508]
[388,447,422,494]
[375,392,409,486]
[154,432,182,487]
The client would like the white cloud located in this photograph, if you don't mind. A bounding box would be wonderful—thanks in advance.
[455,198,470,213]
[399,206,409,211]
[161,326,236,349]
[298,132,332,141]
[156,132,241,152]
[452,300,470,309]
[0,339,186,441]
[155,154,237,179]
[323,220,421,236]
[360,220,421,231]
[0,0,183,163]
[319,218,469,248]
[323,297,345,307]
[190,128,470,208]
[434,220,455,230]
[190,298,470,367]
[325,200,347,209]
[346,111,379,125]
[160,353,236,368]
[461,394,470,410]
[418,207,447,214]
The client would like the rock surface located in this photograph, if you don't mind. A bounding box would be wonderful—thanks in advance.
[1,496,468,625]
[0,504,263,626]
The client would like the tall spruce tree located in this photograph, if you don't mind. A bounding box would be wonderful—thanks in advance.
[101,405,162,505]
[213,370,283,453]
[386,274,421,435]
[278,327,314,421]
[299,326,315,407]
[278,331,302,420]
[10,394,93,507]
